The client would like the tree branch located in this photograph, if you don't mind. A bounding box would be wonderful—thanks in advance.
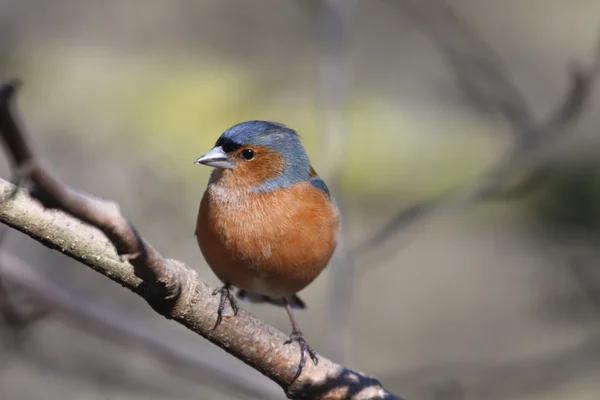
[0,81,403,400]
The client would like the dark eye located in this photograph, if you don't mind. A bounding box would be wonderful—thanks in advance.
[241,149,255,160]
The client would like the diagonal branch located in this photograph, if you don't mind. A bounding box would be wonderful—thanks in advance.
[0,81,403,400]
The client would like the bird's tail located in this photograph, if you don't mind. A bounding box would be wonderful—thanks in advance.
[236,289,306,309]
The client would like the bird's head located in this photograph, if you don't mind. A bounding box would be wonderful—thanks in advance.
[195,121,312,191]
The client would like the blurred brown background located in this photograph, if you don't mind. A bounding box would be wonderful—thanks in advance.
[2,1,600,399]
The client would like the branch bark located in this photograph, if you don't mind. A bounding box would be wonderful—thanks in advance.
[0,81,403,400]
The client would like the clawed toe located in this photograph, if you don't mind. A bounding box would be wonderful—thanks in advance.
[285,329,319,382]
[212,284,239,329]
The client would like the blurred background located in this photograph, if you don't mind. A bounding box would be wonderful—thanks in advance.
[1,1,600,399]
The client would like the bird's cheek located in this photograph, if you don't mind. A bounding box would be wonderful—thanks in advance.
[245,155,285,186]
[231,164,261,187]
[212,150,284,188]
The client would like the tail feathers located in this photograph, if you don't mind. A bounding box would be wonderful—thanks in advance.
[236,290,306,310]
[283,294,306,309]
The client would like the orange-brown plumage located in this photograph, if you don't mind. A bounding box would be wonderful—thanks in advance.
[196,177,338,298]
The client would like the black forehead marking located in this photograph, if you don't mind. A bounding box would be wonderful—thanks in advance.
[216,137,242,153]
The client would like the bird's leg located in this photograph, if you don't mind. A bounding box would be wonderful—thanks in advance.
[283,297,318,382]
[212,283,239,329]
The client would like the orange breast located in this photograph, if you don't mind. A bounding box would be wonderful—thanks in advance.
[195,180,339,298]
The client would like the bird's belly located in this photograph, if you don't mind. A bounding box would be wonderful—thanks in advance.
[196,221,333,297]
[196,189,338,298]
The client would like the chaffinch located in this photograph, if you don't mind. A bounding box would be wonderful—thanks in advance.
[195,120,339,380]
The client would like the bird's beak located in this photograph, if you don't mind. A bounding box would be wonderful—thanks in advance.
[194,146,233,169]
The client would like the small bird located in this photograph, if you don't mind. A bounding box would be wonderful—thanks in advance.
[194,120,339,380]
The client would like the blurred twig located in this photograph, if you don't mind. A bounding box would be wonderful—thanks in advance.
[567,256,600,314]
[314,0,356,177]
[355,1,600,274]
[399,0,533,136]
[0,81,403,400]
[307,0,358,365]
[0,275,47,331]
[0,251,283,399]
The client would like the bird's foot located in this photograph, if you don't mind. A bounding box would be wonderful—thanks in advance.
[212,284,239,329]
[284,329,318,382]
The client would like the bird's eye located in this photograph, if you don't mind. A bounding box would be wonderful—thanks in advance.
[241,149,255,160]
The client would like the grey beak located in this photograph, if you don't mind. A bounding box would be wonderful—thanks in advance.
[194,146,233,169]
